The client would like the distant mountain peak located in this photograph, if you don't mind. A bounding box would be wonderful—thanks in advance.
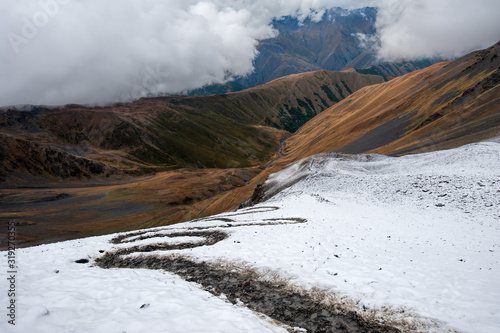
[190,7,440,96]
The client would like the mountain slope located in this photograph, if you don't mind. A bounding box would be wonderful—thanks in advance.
[279,40,500,164]
[355,59,443,78]
[236,8,377,88]
[0,70,384,247]
[201,41,500,215]
[200,70,385,133]
[0,70,384,183]
[0,104,280,181]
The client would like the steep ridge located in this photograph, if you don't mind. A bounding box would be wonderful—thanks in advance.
[281,40,500,162]
[236,8,378,88]
[355,59,442,78]
[0,70,384,183]
[190,70,385,133]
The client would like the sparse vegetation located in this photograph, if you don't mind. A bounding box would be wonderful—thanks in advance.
[321,85,341,102]
[314,92,330,108]
[278,103,316,133]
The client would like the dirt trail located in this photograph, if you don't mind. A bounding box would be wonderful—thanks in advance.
[267,140,289,167]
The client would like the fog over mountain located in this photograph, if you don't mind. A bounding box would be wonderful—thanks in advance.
[1,0,499,106]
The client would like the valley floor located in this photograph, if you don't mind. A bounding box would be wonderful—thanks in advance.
[0,167,260,249]
[1,140,499,332]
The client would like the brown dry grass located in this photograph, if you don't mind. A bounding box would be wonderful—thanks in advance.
[0,167,262,249]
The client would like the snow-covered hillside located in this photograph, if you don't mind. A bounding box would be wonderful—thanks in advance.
[2,140,499,333]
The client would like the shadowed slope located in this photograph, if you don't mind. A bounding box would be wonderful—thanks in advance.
[0,70,383,183]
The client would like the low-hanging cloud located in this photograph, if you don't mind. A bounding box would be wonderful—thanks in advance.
[1,0,499,106]
[375,0,500,61]
[2,0,367,106]
[0,0,273,106]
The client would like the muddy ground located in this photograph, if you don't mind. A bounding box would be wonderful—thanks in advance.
[95,210,402,333]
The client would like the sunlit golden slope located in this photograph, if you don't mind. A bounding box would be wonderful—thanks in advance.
[281,40,500,164]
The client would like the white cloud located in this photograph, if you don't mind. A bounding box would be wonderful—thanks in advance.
[3,0,373,106]
[0,0,499,106]
[374,0,500,60]
[0,0,280,106]
[352,32,377,49]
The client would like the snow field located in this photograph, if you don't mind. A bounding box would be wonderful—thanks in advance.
[1,235,288,333]
[1,140,499,332]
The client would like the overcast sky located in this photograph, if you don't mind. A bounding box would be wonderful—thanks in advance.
[1,0,499,106]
